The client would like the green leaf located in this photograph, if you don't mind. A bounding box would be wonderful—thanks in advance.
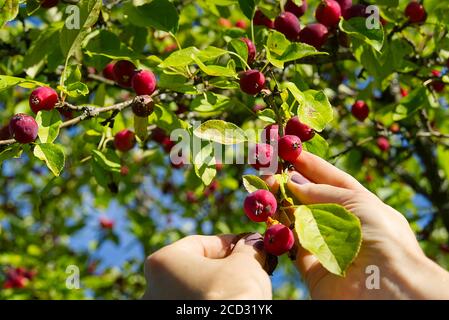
[159,46,228,69]
[257,109,277,123]
[284,82,333,131]
[340,17,384,52]
[302,133,329,159]
[150,104,189,132]
[0,144,22,164]
[192,55,237,78]
[193,120,247,145]
[33,143,66,176]
[194,143,217,186]
[23,23,63,78]
[266,31,327,68]
[124,0,179,33]
[134,115,149,141]
[294,204,362,276]
[393,87,429,121]
[242,175,268,193]
[84,29,140,60]
[238,0,259,19]
[35,110,62,143]
[0,75,46,93]
[0,0,19,27]
[60,0,102,58]
[229,38,248,64]
[91,149,121,173]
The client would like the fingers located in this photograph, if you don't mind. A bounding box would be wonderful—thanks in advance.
[175,234,237,259]
[292,151,365,191]
[229,233,267,267]
[287,172,355,205]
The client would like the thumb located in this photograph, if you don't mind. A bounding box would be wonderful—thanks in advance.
[229,233,266,267]
[287,172,355,205]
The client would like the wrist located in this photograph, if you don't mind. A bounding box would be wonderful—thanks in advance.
[390,251,449,299]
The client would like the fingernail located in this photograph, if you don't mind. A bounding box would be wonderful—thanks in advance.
[244,233,264,251]
[290,173,310,185]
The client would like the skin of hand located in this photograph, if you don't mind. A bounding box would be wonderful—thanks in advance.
[142,233,272,300]
[265,151,449,300]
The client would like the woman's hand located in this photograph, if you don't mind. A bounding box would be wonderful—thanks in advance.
[143,233,272,300]
[266,151,449,299]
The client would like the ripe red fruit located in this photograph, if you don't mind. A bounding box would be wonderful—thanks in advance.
[113,60,136,88]
[235,19,248,29]
[204,180,219,196]
[102,63,115,81]
[343,4,368,19]
[299,23,329,49]
[218,17,232,28]
[405,1,426,23]
[285,116,315,142]
[241,38,256,64]
[253,10,274,29]
[132,70,157,96]
[351,100,369,121]
[431,80,445,93]
[285,0,308,17]
[41,0,58,8]
[120,165,129,176]
[335,0,352,17]
[249,143,274,170]
[278,135,302,163]
[186,191,197,203]
[29,86,58,114]
[163,43,178,53]
[400,87,409,97]
[377,137,390,152]
[390,123,400,133]
[114,129,136,152]
[9,114,38,144]
[162,137,175,153]
[262,124,279,144]
[316,0,342,28]
[175,103,188,115]
[274,12,301,41]
[264,223,295,256]
[239,70,265,95]
[152,127,168,144]
[243,190,277,222]
[99,217,114,230]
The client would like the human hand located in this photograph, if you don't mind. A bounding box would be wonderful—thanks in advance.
[143,233,272,300]
[265,151,449,299]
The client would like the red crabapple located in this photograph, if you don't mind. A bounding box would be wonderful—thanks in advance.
[152,127,168,144]
[377,137,390,152]
[186,191,197,203]
[9,114,38,144]
[253,104,266,112]
[99,217,115,230]
[218,18,232,28]
[274,12,301,41]
[29,87,58,114]
[235,20,247,29]
[344,4,368,19]
[264,223,295,256]
[253,10,274,29]
[244,189,277,222]
[335,0,352,17]
[400,87,409,97]
[114,129,136,152]
[405,1,426,23]
[299,23,329,49]
[278,135,302,163]
[241,38,256,64]
[249,143,274,170]
[262,124,279,144]
[120,165,129,176]
[316,0,342,28]
[351,100,369,121]
[239,70,265,95]
[0,124,11,140]
[113,60,136,88]
[132,70,157,96]
[285,116,315,142]
[102,63,115,81]
[285,0,308,17]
